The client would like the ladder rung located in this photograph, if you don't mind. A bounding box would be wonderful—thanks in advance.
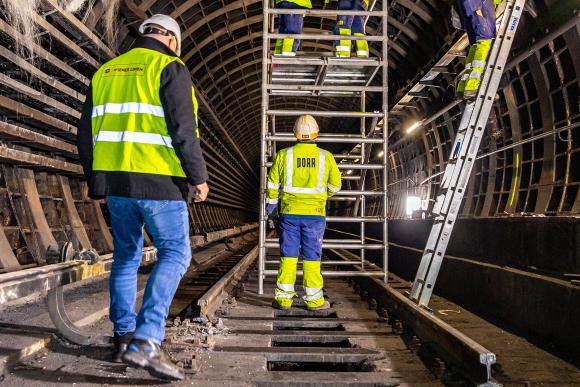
[263,269,385,277]
[334,190,384,196]
[267,110,384,118]
[266,9,386,17]
[326,216,384,223]
[267,33,384,42]
[265,242,384,250]
[265,260,368,265]
[266,238,359,243]
[269,57,382,67]
[267,84,383,92]
[264,162,384,170]
[266,135,384,144]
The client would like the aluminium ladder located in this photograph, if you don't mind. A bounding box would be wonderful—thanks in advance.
[258,2,389,294]
[408,0,526,308]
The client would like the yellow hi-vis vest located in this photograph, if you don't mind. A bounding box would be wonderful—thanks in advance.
[276,0,312,9]
[91,48,198,177]
[267,143,342,216]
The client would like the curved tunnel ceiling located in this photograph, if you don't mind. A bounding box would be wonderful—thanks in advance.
[118,0,452,166]
[0,0,576,220]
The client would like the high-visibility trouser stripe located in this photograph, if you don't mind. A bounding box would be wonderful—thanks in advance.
[266,197,279,204]
[267,181,280,189]
[468,71,483,79]
[277,283,295,292]
[285,147,327,195]
[92,102,165,118]
[335,45,351,52]
[93,131,173,148]
[303,286,323,301]
[275,290,296,299]
[275,282,296,299]
[470,60,486,69]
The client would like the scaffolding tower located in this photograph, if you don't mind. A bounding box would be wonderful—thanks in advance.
[258,2,389,294]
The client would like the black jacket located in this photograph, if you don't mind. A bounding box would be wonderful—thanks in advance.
[77,37,208,201]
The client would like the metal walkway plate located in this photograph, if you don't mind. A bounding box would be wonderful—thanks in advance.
[270,55,381,97]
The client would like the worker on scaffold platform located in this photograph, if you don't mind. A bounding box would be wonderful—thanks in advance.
[329,0,370,58]
[274,0,312,56]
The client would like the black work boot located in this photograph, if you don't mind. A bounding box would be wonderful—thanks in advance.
[112,332,133,363]
[122,338,184,381]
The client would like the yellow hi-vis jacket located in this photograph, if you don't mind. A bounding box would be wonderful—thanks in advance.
[91,45,198,178]
[267,143,342,216]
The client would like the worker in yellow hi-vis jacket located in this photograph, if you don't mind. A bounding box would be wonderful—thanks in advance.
[266,115,342,311]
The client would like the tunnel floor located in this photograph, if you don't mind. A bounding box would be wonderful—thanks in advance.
[1,256,579,386]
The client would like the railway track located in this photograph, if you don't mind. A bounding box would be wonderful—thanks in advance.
[2,239,579,386]
[163,248,490,386]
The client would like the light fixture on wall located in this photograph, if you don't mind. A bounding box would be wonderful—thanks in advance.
[377,150,384,157]
[405,121,422,134]
[406,196,422,217]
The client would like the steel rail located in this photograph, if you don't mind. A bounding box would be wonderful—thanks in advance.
[328,247,498,384]
[45,224,255,345]
[196,245,259,318]
[0,224,257,308]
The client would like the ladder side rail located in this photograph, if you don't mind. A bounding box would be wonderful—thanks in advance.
[382,0,389,283]
[409,0,526,304]
[436,0,524,218]
[416,0,526,306]
[258,0,270,295]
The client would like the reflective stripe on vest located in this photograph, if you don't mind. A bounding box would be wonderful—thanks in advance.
[283,147,326,194]
[92,102,165,118]
[93,131,173,148]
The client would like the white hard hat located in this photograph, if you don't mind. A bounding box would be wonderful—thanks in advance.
[293,115,319,141]
[139,14,182,56]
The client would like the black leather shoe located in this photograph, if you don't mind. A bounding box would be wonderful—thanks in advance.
[122,338,184,381]
[112,332,133,363]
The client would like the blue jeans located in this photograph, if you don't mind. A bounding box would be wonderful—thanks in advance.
[107,196,191,344]
[279,215,326,261]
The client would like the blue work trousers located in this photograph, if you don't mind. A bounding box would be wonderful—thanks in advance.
[279,215,326,261]
[334,0,367,36]
[107,196,192,344]
[456,0,496,44]
[277,1,307,52]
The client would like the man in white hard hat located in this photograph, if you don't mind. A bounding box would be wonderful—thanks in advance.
[77,14,208,381]
[266,115,342,310]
